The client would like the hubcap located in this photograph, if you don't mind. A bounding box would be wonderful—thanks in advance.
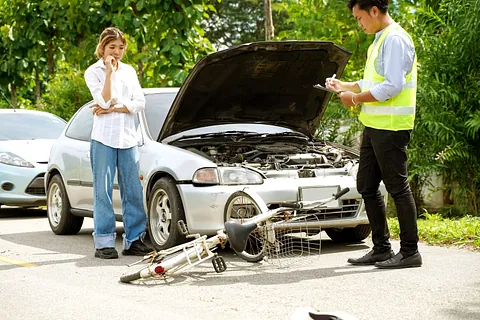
[149,189,172,246]
[47,184,63,227]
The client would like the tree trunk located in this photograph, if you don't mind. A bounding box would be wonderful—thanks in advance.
[10,83,18,109]
[47,36,54,79]
[137,46,144,86]
[264,0,274,40]
[35,68,41,105]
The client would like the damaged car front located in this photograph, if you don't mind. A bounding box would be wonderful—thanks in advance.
[148,41,386,250]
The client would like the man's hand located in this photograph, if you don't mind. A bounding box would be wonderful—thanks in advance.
[338,92,357,107]
[325,76,343,92]
[90,104,115,116]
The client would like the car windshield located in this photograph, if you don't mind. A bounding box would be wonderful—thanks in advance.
[144,92,177,140]
[0,112,66,141]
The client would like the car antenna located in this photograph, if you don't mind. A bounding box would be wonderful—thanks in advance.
[0,89,16,112]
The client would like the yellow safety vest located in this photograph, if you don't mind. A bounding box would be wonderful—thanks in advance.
[359,23,417,131]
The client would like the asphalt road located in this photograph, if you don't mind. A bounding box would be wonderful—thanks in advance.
[0,207,479,320]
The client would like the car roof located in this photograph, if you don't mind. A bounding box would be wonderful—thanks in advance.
[0,108,57,116]
[143,87,180,95]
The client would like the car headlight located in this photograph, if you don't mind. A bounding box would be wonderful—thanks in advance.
[192,167,264,185]
[192,168,219,185]
[0,152,34,168]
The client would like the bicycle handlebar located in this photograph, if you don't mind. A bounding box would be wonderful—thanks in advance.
[279,187,350,210]
[334,187,350,200]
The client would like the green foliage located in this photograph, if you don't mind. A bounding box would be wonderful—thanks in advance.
[0,0,216,117]
[204,0,289,49]
[408,0,480,215]
[40,63,92,121]
[388,213,480,249]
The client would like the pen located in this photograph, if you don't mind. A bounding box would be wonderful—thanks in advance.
[332,74,336,80]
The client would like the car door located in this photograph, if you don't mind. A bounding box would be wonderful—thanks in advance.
[62,105,94,209]
[76,107,142,215]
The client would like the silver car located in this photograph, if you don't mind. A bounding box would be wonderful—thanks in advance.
[0,109,66,208]
[46,41,386,250]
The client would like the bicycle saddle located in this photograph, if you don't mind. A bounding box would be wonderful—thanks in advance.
[224,221,258,253]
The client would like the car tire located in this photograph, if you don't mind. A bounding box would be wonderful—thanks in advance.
[325,224,371,243]
[147,177,186,250]
[47,174,84,235]
[224,191,265,263]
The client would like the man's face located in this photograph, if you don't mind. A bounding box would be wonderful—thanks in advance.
[352,4,380,34]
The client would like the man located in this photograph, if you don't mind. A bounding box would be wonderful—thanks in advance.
[325,0,422,269]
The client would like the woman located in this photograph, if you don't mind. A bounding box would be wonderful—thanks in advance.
[84,27,151,259]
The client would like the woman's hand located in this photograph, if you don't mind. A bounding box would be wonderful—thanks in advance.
[90,104,115,116]
[104,55,117,73]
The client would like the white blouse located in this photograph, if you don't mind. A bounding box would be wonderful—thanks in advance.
[84,59,145,149]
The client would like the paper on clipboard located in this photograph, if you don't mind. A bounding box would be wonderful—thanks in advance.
[313,84,341,94]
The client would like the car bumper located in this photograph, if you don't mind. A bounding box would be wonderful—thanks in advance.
[0,163,47,206]
[178,175,385,235]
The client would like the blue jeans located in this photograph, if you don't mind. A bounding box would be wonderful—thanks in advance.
[90,140,147,250]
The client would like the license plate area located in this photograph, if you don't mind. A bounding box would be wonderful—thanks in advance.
[298,186,341,209]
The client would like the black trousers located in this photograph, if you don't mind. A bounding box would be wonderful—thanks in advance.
[356,127,419,256]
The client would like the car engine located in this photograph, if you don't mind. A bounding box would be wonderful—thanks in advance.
[185,142,358,178]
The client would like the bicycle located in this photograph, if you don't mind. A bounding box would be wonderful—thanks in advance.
[119,187,350,283]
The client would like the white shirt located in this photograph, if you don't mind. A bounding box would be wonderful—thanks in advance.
[84,59,145,149]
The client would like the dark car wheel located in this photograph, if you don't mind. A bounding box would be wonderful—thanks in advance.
[147,177,186,250]
[325,224,371,243]
[47,174,84,235]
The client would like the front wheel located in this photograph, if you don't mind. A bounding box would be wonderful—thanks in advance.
[147,177,186,250]
[325,224,371,243]
[47,174,83,235]
[224,191,265,263]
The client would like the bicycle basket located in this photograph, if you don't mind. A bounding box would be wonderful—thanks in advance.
[256,214,322,268]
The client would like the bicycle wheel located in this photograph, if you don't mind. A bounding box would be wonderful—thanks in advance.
[224,191,265,262]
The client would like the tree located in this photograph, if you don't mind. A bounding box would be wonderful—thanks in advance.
[408,0,480,215]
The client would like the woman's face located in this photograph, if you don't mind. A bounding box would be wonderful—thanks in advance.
[103,39,125,61]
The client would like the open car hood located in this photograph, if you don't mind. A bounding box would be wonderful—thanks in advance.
[158,41,351,141]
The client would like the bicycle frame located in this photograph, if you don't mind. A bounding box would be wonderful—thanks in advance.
[120,187,349,283]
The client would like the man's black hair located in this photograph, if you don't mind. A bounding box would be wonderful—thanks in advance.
[347,0,389,14]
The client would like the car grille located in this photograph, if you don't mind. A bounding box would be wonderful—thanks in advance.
[25,174,46,196]
[303,199,361,220]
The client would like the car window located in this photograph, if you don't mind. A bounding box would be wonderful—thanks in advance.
[65,104,141,142]
[65,105,94,141]
[0,112,66,141]
[144,92,177,140]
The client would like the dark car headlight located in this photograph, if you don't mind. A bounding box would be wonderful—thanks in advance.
[193,167,264,185]
[0,152,34,168]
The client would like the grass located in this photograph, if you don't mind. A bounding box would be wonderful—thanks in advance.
[387,213,480,250]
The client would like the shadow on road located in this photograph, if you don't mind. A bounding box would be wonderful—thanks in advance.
[0,224,371,273]
[0,207,46,219]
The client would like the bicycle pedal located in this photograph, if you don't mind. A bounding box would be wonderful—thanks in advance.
[212,256,227,273]
[177,220,189,235]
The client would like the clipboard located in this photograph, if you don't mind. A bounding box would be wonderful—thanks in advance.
[313,84,342,94]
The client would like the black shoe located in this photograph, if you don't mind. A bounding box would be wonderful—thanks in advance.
[375,252,422,269]
[95,247,119,259]
[122,239,153,256]
[347,249,394,265]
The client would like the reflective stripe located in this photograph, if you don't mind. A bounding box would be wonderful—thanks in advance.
[361,105,415,115]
